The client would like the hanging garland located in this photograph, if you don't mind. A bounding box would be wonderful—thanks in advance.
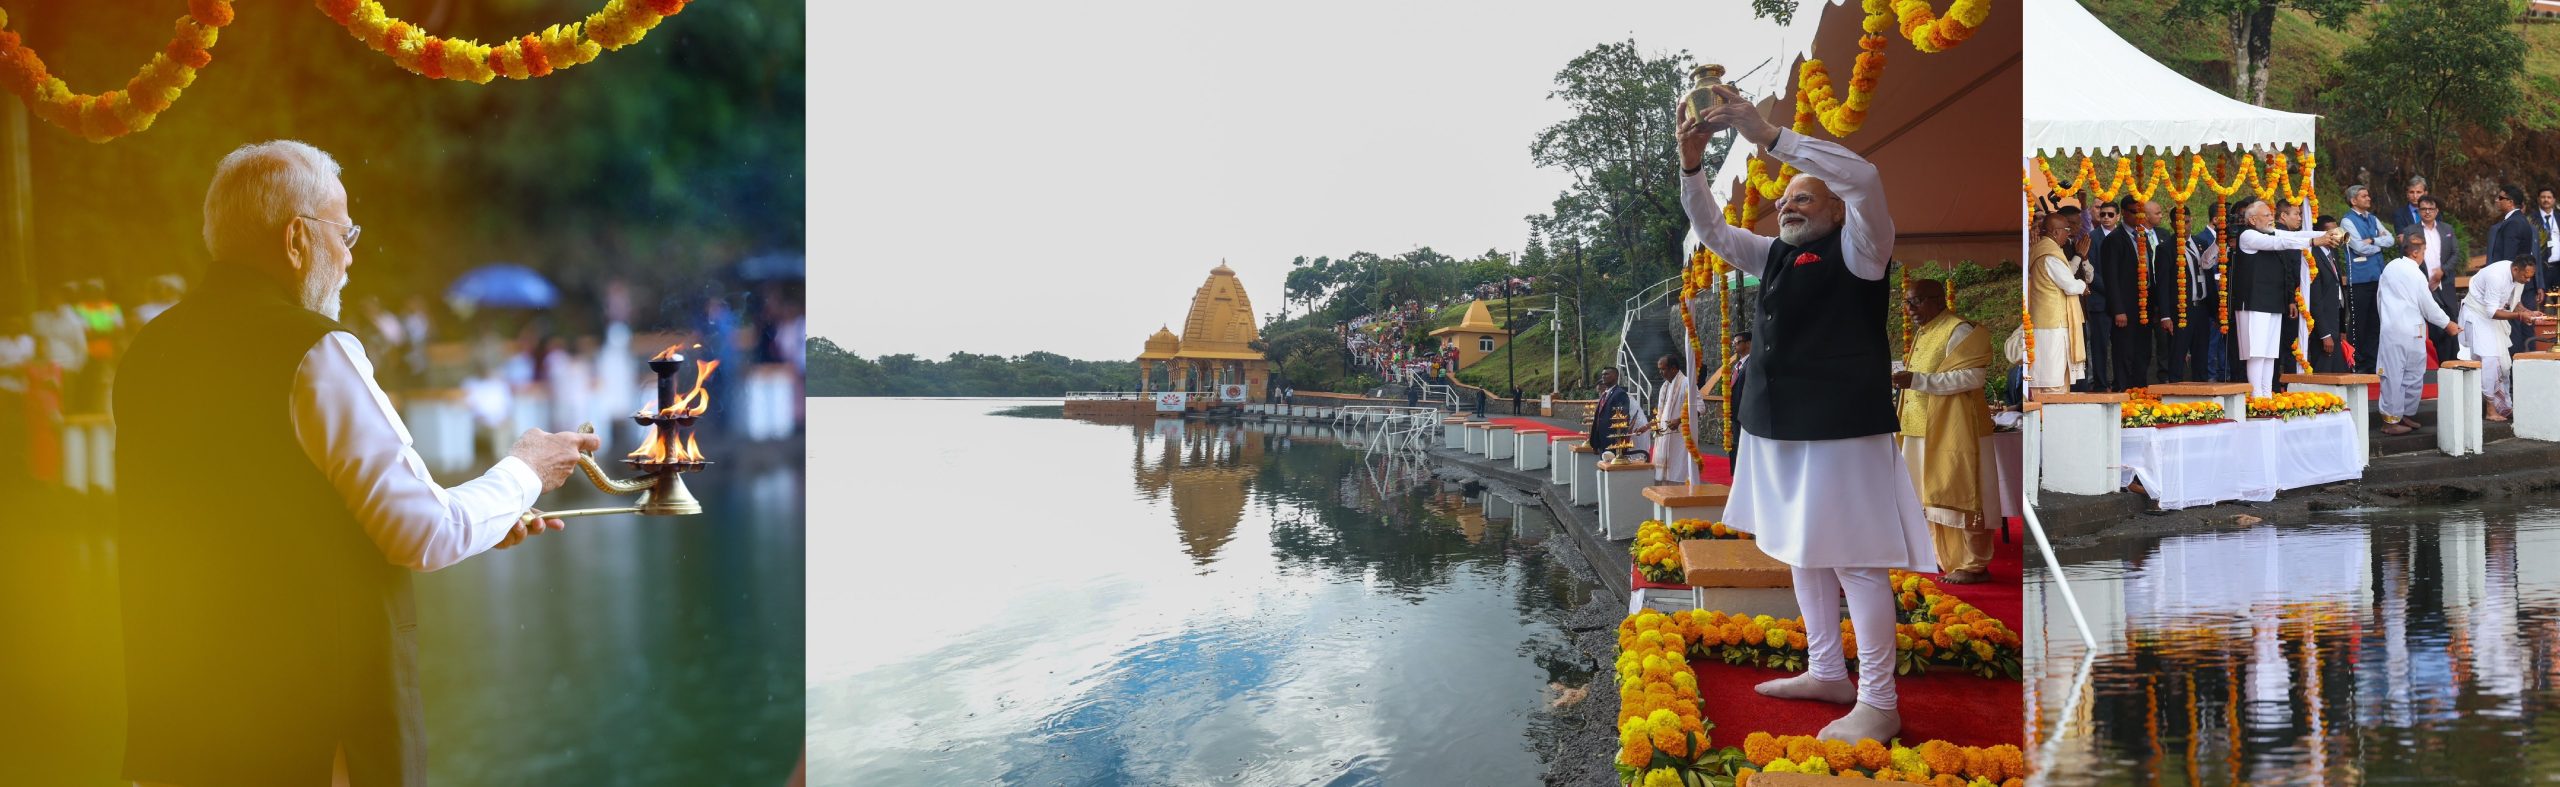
[1893,0,1993,53]
[316,0,691,83]
[2294,150,2319,373]
[1678,245,1708,475]
[2174,199,2190,330]
[2021,170,2039,377]
[2215,154,2231,335]
[0,3,232,142]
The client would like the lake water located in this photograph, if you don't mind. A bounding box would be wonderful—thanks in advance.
[808,397,1598,786]
[2026,501,2560,785]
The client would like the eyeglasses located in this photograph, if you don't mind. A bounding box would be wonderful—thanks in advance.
[297,215,361,250]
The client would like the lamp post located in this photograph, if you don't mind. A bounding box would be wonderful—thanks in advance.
[1503,278,1519,414]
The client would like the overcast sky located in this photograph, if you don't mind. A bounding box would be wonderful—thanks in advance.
[811,0,1774,360]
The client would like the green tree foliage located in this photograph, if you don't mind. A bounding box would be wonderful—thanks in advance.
[7,0,802,321]
[1752,0,1801,25]
[2165,0,2366,106]
[804,338,1136,397]
[2324,0,2527,179]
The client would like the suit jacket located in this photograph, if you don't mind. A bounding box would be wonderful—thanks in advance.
[2309,245,2344,340]
[2488,210,2538,270]
[2132,225,2181,326]
[2416,221,2464,311]
[2096,226,2144,321]
[2390,203,2425,234]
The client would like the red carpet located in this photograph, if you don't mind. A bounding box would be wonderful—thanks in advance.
[1481,416,1737,485]
[1683,517,2027,748]
[1488,416,1581,439]
[2364,382,2436,401]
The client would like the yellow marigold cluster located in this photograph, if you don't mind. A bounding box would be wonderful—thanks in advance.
[315,0,689,84]
[1615,610,1711,783]
[2121,399,2222,428]
[2246,391,2346,420]
[1894,0,1993,54]
[1631,521,1686,584]
[0,3,232,142]
[1742,733,2027,784]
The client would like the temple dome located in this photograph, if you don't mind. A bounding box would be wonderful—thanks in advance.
[1140,325,1181,359]
[1176,263,1261,360]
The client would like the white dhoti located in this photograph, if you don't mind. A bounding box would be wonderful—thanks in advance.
[2028,327,2082,390]
[2236,310,2283,396]
[1653,427,1689,482]
[1725,430,1937,570]
[2377,336,2428,420]
[2460,305,2515,416]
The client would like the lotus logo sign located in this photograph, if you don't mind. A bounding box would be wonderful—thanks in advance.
[1155,391,1186,412]
[1218,384,1247,403]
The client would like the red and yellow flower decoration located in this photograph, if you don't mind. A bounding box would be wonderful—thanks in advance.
[315,0,692,83]
[2247,391,2345,420]
[2122,398,2222,428]
[0,2,232,142]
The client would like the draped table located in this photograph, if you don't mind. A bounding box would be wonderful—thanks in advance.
[2117,411,2360,510]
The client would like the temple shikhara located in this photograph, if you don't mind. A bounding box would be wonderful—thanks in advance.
[1136,263,1269,398]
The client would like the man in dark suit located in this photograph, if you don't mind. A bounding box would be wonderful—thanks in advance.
[2309,215,2349,372]
[2413,195,2464,363]
[2060,205,2111,391]
[2096,198,2148,389]
[2390,176,2428,233]
[2530,188,2560,352]
[1586,366,1636,459]
[2136,200,2183,384]
[2170,227,2223,383]
[2487,185,2539,351]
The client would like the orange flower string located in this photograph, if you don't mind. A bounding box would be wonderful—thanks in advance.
[0,3,233,142]
[2216,154,2231,335]
[1892,0,1993,53]
[313,0,691,83]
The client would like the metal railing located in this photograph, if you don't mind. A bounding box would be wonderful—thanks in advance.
[1612,274,1683,417]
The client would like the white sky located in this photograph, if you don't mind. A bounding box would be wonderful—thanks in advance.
[810,0,1772,360]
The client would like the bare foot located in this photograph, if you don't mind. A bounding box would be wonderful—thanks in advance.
[1940,568,1989,585]
[1817,702,1902,743]
[2487,411,2511,423]
[1755,673,1857,704]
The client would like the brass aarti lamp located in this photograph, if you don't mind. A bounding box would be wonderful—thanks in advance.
[1605,410,1643,466]
[518,345,717,525]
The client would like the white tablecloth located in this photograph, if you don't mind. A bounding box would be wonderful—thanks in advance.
[2246,410,2362,490]
[2119,411,2363,510]
[1980,431,2023,520]
[2120,421,2274,510]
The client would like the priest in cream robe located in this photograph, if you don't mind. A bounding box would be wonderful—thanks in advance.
[2028,212,2087,396]
[1896,278,1996,584]
[1649,353,1699,482]
[2378,227,2461,435]
[1678,84,1933,744]
[2457,257,2546,421]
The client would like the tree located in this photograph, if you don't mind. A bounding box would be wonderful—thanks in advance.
[1530,39,1691,326]
[1751,0,1800,25]
[2323,0,2526,178]
[2167,0,2365,106]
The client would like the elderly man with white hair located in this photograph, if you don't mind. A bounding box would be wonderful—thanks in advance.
[114,140,598,787]
[1677,84,1933,744]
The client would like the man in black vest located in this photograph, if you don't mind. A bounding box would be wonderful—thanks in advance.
[1677,85,1933,744]
[2228,197,2338,395]
[116,140,598,787]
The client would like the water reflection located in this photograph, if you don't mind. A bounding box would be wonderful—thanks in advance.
[813,399,1593,786]
[2029,504,2560,785]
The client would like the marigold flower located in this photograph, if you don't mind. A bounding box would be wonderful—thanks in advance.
[1641,769,1683,787]
[1890,744,1930,777]
[1737,768,1758,787]
[1852,738,1892,771]
[1785,735,1822,763]
[1929,776,1967,787]
[1918,740,1966,777]
[1744,731,1783,764]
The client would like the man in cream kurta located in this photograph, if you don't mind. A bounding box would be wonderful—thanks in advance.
[1678,84,1933,744]
[1896,279,1996,584]
[2458,258,2546,420]
[1650,353,1699,482]
[2028,213,2087,395]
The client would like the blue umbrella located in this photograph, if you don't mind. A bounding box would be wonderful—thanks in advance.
[734,252,804,282]
[448,263,559,309]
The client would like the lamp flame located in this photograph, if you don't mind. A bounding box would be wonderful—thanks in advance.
[652,343,688,362]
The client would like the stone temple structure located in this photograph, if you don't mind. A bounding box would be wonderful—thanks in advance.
[1137,262,1269,400]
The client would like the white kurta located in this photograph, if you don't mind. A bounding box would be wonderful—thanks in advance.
[2461,261,2527,413]
[2029,254,2087,389]
[1653,372,1697,482]
[2378,258,2455,419]
[293,332,544,571]
[1679,128,1936,572]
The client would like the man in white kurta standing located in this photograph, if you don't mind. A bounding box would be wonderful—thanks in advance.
[1649,353,1697,482]
[2377,227,2462,436]
[1677,85,1934,743]
[2457,256,2546,421]
[2230,197,2339,397]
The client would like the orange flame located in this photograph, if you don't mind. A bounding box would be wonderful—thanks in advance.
[680,432,703,462]
[629,425,663,461]
[684,359,720,415]
[652,343,687,362]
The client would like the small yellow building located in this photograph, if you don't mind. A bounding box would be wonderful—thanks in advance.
[1429,300,1511,370]
[1136,263,1271,399]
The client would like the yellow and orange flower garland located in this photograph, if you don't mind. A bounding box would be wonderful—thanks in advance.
[1617,611,1713,785]
[1679,245,1710,478]
[1735,733,2026,785]
[2247,391,2345,420]
[1892,0,1993,53]
[2121,398,2222,428]
[0,3,232,142]
[1631,518,1752,584]
[315,0,691,83]
[1642,573,2024,680]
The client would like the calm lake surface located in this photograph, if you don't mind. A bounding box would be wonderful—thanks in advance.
[809,397,1597,786]
[2027,501,2560,785]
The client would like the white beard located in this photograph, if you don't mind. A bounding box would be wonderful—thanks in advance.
[303,269,348,321]
[1778,212,1838,246]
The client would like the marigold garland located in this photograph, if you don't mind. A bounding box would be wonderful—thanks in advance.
[314,0,691,84]
[2215,155,2231,335]
[0,3,232,142]
[2022,175,2036,375]
[2174,203,2190,329]
[2121,399,2223,428]
[1678,246,1708,476]
[2135,200,2151,324]
[1892,0,1992,53]
[2247,391,2345,420]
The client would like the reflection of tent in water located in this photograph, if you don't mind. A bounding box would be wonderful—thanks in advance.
[1130,419,1262,563]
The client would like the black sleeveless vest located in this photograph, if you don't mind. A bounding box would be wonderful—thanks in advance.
[1738,230,1900,441]
[114,267,422,786]
[2235,241,2296,314]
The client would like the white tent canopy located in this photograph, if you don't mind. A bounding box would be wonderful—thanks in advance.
[2023,0,2316,156]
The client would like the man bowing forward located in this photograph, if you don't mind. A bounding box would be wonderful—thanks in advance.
[1677,85,1937,743]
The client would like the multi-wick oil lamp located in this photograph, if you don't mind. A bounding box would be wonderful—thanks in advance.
[518,343,718,524]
